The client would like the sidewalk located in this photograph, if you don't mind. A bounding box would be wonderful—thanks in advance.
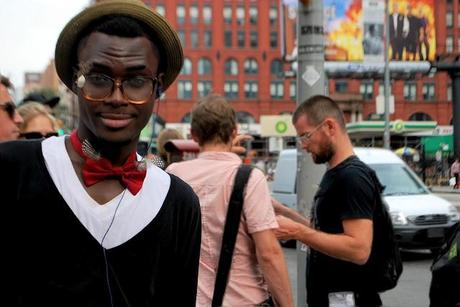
[429,185,460,194]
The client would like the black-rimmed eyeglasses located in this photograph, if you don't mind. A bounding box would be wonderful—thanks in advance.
[76,73,158,104]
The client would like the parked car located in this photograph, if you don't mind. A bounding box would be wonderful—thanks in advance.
[271,148,460,251]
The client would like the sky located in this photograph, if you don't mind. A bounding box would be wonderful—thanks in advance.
[0,0,90,89]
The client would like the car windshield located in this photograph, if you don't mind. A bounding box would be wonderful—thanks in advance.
[369,164,428,196]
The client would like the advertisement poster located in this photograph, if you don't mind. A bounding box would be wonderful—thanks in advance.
[324,0,435,62]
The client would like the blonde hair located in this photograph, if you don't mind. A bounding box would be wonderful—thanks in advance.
[17,102,57,132]
[157,128,183,159]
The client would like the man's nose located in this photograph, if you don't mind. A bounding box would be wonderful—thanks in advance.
[107,81,128,105]
[13,111,23,125]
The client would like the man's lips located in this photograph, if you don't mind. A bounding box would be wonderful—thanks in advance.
[99,112,134,129]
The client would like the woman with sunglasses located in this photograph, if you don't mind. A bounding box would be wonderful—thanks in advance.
[0,76,23,141]
[17,102,58,139]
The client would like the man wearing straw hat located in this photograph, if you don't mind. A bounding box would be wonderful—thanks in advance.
[0,1,201,305]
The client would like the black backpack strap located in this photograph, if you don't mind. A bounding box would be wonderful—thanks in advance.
[212,164,253,307]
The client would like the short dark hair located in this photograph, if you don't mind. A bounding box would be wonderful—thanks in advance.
[191,95,236,146]
[292,95,346,130]
[75,15,162,75]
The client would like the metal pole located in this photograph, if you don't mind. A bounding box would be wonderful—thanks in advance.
[452,71,460,158]
[383,0,391,149]
[296,0,326,305]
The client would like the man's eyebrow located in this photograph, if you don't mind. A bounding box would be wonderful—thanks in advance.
[86,63,148,73]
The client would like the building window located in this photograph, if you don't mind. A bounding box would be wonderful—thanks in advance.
[225,59,238,75]
[335,80,348,93]
[236,7,245,25]
[403,82,416,101]
[244,58,258,74]
[270,81,284,99]
[446,36,454,52]
[198,58,212,75]
[269,7,278,25]
[290,81,297,99]
[176,5,185,24]
[237,31,245,48]
[156,5,165,16]
[447,83,452,101]
[181,112,191,123]
[224,31,232,47]
[422,83,435,101]
[204,31,212,47]
[236,112,256,124]
[178,30,186,47]
[190,31,199,48]
[270,32,278,48]
[244,81,258,99]
[197,81,212,97]
[203,5,212,25]
[409,112,433,121]
[189,5,199,24]
[249,7,258,25]
[178,80,192,99]
[250,31,258,48]
[224,81,239,99]
[360,81,373,100]
[447,12,453,27]
[270,59,283,76]
[181,58,192,75]
[223,6,232,24]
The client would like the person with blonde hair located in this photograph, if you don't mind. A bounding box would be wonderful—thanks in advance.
[167,94,293,307]
[17,102,58,139]
[155,127,183,168]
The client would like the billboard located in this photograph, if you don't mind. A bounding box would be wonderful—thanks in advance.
[323,0,435,62]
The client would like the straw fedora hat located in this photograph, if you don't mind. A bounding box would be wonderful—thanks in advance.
[55,0,183,93]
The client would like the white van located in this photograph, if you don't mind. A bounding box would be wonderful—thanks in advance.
[271,148,460,251]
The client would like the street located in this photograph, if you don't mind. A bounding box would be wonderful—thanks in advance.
[284,247,434,307]
[434,192,460,208]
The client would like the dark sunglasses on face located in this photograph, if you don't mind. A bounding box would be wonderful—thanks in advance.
[0,101,16,119]
[20,131,58,139]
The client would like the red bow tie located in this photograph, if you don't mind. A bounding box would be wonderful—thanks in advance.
[70,131,146,195]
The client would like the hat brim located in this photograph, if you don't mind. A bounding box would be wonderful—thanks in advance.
[55,0,183,93]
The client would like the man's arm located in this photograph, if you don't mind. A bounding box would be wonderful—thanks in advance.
[252,229,294,307]
[271,198,310,227]
[274,216,373,265]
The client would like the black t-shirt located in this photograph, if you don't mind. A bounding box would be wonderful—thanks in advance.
[307,156,379,306]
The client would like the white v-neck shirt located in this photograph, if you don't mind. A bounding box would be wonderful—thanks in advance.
[41,136,171,249]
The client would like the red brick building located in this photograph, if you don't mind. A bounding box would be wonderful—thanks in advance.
[142,0,297,125]
[141,0,455,128]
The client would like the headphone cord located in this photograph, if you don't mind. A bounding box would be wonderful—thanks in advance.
[100,93,160,306]
[101,189,127,307]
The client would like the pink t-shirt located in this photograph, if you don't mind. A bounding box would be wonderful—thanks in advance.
[167,151,278,306]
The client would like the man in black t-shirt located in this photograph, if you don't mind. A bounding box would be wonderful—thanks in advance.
[274,95,382,307]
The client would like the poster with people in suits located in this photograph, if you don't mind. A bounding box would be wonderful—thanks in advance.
[324,0,435,62]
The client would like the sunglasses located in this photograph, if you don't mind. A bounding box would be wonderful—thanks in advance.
[0,101,16,119]
[20,131,58,139]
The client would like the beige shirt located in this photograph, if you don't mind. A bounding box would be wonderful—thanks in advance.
[167,152,278,306]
